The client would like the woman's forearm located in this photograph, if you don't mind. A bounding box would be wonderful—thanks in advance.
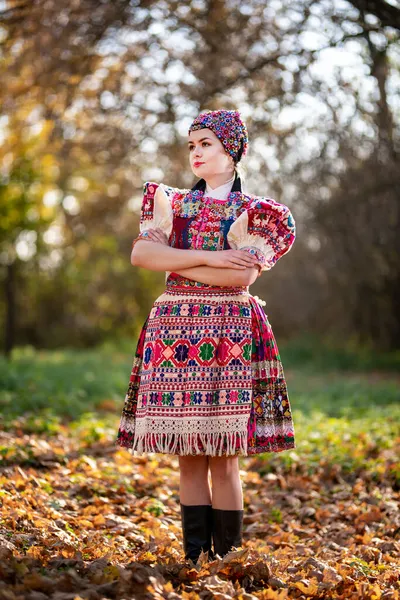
[174,265,260,287]
[131,240,209,271]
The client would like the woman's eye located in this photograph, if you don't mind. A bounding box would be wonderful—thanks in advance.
[188,142,210,151]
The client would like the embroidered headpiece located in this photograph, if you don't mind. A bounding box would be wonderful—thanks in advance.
[188,109,249,164]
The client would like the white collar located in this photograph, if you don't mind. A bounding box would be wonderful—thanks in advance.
[205,174,235,200]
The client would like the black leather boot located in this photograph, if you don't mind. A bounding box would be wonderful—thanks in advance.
[180,503,214,562]
[211,507,244,558]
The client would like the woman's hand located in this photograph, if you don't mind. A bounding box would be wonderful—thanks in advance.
[141,228,169,245]
[137,231,259,271]
[205,249,259,270]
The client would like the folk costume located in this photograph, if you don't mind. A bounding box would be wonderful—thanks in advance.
[115,110,297,460]
[115,109,296,562]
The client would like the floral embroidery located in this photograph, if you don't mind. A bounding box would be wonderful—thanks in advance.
[116,181,296,456]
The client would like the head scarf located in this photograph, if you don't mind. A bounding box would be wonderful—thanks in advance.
[188,109,249,164]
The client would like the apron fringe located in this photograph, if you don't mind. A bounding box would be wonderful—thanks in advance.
[126,430,249,457]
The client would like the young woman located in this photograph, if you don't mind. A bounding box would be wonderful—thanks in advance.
[115,109,296,563]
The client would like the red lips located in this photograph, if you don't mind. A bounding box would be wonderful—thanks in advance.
[193,162,204,167]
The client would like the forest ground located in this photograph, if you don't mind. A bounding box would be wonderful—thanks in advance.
[0,336,399,599]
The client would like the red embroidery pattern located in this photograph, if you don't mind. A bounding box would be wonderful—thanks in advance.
[117,181,296,455]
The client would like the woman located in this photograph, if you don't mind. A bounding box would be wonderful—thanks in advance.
[115,109,296,563]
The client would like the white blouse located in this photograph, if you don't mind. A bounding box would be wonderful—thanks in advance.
[205,174,235,200]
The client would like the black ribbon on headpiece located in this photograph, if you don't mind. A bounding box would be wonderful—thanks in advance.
[235,138,245,164]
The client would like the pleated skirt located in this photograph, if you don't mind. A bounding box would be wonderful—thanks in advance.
[115,275,295,456]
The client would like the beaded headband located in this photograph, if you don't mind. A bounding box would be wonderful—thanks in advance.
[188,109,249,164]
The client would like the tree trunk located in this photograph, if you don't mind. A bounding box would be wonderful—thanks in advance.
[4,261,16,359]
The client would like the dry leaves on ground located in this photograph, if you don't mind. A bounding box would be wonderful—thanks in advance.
[0,423,399,599]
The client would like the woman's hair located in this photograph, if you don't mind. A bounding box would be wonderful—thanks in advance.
[235,161,247,182]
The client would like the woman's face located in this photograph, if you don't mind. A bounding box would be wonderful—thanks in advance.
[188,128,234,179]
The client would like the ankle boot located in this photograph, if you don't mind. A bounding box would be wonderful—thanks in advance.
[180,503,214,562]
[211,507,244,558]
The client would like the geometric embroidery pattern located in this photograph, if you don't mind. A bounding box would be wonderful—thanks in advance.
[115,181,296,456]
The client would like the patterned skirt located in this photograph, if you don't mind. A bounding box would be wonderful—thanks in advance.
[115,274,295,456]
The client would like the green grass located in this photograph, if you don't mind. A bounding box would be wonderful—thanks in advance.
[285,367,400,418]
[1,336,399,486]
[0,342,134,421]
[279,332,400,373]
[1,335,398,422]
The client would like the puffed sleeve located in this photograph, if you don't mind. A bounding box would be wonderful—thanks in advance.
[227,197,296,273]
[131,181,174,249]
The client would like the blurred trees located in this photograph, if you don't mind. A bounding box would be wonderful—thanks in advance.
[0,0,399,354]
[0,120,61,355]
[302,0,400,349]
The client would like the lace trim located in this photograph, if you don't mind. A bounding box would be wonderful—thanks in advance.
[251,359,285,378]
[255,421,295,438]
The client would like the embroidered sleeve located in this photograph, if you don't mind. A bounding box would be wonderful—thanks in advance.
[227,197,296,273]
[131,182,174,250]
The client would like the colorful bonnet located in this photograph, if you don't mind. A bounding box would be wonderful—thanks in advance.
[188,109,249,164]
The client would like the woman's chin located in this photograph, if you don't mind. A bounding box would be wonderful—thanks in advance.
[192,167,209,177]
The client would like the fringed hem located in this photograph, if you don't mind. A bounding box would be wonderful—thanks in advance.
[126,430,249,457]
[114,433,297,456]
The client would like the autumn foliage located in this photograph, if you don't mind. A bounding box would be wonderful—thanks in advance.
[0,408,399,599]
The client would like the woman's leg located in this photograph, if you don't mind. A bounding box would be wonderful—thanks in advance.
[179,456,213,561]
[178,455,211,504]
[208,456,244,557]
[208,456,243,509]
